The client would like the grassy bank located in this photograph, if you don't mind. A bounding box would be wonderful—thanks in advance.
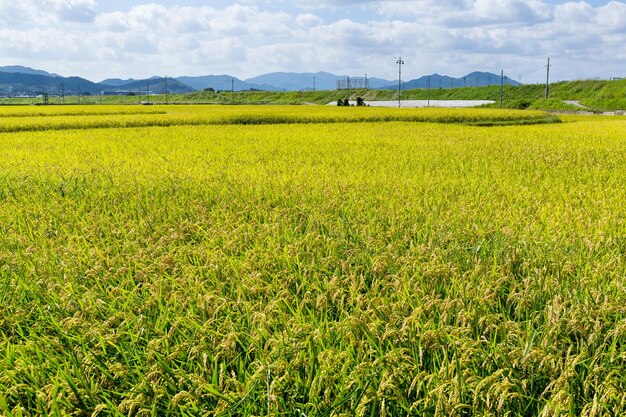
[1,78,625,110]
[170,78,626,110]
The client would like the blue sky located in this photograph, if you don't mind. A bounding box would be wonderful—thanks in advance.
[0,0,624,83]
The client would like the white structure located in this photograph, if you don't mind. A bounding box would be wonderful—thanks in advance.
[328,100,495,108]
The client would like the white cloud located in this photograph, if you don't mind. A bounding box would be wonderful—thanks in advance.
[0,0,97,24]
[193,37,247,63]
[95,12,131,32]
[45,0,98,22]
[553,2,595,26]
[0,2,36,24]
[296,13,323,28]
[595,1,626,32]
[105,31,160,55]
[376,0,553,26]
[0,1,625,82]
[0,28,98,61]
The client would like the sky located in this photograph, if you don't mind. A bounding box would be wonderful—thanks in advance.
[0,0,624,83]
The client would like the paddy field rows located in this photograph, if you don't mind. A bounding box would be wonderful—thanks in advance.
[0,106,625,416]
[0,105,556,133]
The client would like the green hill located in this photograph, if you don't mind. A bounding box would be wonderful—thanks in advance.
[164,79,626,111]
[2,79,625,111]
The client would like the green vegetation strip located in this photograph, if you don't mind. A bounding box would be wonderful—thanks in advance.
[0,105,559,133]
[0,109,167,118]
[3,78,626,111]
[169,78,626,111]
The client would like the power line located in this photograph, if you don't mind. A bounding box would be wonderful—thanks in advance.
[500,69,504,108]
[396,56,404,108]
[545,58,552,99]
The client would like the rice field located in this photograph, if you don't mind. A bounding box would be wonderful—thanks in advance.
[0,106,625,416]
[0,105,557,133]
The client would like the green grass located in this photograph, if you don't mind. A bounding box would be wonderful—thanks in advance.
[169,79,626,110]
[1,109,626,415]
[2,77,625,111]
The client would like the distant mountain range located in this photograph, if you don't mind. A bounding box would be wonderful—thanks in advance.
[99,77,160,87]
[242,72,393,91]
[0,65,61,78]
[381,71,520,90]
[0,72,103,96]
[108,77,195,95]
[0,65,520,96]
[176,75,277,92]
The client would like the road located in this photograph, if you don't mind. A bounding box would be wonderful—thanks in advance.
[328,100,495,108]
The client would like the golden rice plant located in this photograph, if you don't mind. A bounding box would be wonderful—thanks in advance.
[0,111,625,415]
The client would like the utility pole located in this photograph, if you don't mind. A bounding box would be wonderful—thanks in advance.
[231,78,234,104]
[499,70,504,108]
[77,83,80,104]
[427,75,431,107]
[313,76,316,91]
[396,56,404,108]
[347,76,351,99]
[165,76,168,104]
[545,58,551,99]
[147,82,150,104]
[365,73,369,90]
